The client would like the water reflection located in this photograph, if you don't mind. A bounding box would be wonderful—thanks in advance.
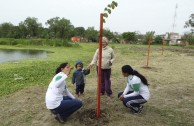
[0,49,48,63]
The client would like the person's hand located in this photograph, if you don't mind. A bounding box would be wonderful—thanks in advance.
[109,61,112,66]
[119,95,124,101]
[87,65,91,69]
[63,66,73,75]
[88,64,93,69]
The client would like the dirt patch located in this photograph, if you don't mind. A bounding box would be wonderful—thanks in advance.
[141,66,163,73]
[78,109,109,126]
[167,48,194,56]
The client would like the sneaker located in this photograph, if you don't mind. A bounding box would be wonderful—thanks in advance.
[75,93,79,97]
[138,105,144,113]
[109,94,113,99]
[54,114,65,124]
[80,93,84,96]
[131,106,144,113]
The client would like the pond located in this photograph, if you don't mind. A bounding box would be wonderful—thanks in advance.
[0,49,48,63]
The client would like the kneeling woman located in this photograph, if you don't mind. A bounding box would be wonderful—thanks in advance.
[45,62,82,123]
[118,65,150,113]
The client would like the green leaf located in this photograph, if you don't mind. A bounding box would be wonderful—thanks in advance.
[107,9,111,14]
[103,13,108,18]
[107,4,111,8]
[103,19,106,23]
[104,7,108,11]
[112,1,118,7]
[111,3,115,9]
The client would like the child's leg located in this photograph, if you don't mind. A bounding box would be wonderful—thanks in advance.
[80,84,85,94]
[75,84,79,95]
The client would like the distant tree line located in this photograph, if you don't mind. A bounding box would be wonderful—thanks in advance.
[0,17,157,44]
[0,15,194,45]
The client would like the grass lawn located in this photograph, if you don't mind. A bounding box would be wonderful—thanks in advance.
[0,43,194,126]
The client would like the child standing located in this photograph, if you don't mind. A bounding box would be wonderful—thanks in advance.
[72,60,90,97]
[118,65,150,113]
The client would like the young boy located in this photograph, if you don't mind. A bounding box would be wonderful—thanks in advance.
[72,61,90,97]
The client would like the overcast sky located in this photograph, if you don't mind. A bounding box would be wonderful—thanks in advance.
[0,0,193,35]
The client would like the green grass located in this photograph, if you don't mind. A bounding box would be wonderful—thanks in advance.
[0,43,189,96]
[0,43,98,96]
[0,42,194,126]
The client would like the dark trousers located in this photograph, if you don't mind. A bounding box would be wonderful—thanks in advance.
[101,68,112,96]
[76,84,85,94]
[118,91,147,108]
[51,96,82,119]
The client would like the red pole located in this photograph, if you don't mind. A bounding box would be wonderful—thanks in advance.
[96,13,103,118]
[146,34,151,67]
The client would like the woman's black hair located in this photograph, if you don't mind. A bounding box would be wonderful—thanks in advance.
[122,65,149,85]
[55,62,68,74]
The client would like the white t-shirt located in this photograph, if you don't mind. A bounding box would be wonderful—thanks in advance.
[123,75,150,101]
[45,72,75,109]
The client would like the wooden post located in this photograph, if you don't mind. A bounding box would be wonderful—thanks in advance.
[146,34,152,67]
[162,38,164,55]
[96,13,103,118]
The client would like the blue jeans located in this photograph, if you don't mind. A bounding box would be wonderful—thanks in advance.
[52,96,82,118]
[118,91,147,108]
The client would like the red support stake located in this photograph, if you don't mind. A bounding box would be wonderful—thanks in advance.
[96,13,103,118]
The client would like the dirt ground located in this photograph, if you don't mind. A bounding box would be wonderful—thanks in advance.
[1,46,194,126]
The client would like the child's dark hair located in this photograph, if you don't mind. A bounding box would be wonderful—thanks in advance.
[122,65,149,85]
[75,60,83,68]
[56,62,68,74]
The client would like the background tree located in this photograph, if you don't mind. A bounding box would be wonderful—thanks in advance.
[184,14,194,45]
[57,18,74,39]
[19,17,42,38]
[154,35,163,44]
[182,33,194,45]
[122,32,136,43]
[0,22,15,38]
[46,17,60,38]
[46,17,74,39]
[144,31,155,44]
[184,14,194,33]
[74,27,85,37]
[85,27,98,42]
[38,27,49,39]
[103,28,114,41]
[18,22,28,38]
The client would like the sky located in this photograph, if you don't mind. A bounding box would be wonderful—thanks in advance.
[0,0,194,35]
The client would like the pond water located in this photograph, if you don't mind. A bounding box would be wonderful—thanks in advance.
[0,49,48,63]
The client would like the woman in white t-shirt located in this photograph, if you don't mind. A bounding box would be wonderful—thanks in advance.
[118,65,150,113]
[45,62,82,123]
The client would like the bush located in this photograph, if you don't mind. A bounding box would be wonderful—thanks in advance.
[0,38,74,47]
[155,36,163,44]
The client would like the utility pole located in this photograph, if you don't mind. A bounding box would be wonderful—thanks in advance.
[172,3,178,33]
[170,3,178,45]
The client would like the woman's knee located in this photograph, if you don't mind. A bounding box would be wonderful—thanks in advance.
[73,100,83,108]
